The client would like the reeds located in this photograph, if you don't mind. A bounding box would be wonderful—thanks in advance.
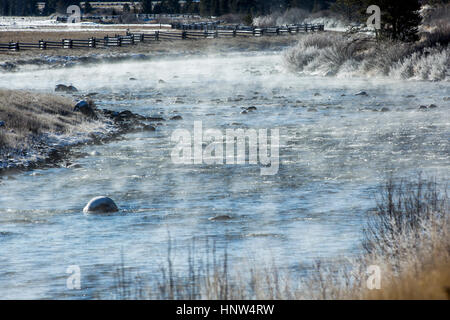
[110,175,449,300]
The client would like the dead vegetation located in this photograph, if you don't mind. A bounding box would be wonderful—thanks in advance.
[108,175,449,300]
[0,31,302,63]
[0,89,90,155]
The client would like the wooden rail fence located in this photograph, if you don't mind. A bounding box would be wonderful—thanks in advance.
[0,23,324,52]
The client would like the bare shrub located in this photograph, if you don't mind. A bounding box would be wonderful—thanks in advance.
[253,8,309,27]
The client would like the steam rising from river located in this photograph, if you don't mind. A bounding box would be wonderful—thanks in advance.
[0,50,449,298]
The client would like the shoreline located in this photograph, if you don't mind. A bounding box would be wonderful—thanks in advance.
[0,34,304,72]
[0,89,162,176]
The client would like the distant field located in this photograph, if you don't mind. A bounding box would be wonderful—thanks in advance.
[0,32,301,61]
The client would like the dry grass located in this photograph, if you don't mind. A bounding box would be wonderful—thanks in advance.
[0,32,302,62]
[109,175,449,300]
[0,89,88,153]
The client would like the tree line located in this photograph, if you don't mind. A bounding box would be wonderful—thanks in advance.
[0,0,339,16]
[1,0,448,17]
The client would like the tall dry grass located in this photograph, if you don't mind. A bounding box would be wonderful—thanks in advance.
[0,89,94,155]
[109,175,449,300]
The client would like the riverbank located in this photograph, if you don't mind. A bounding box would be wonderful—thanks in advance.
[0,34,304,72]
[0,89,160,174]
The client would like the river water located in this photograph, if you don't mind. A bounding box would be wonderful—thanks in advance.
[0,51,449,299]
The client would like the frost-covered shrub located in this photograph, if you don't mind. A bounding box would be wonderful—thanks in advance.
[283,32,450,80]
[253,8,309,27]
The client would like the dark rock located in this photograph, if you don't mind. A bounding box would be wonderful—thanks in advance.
[208,215,232,221]
[419,105,428,110]
[142,125,156,131]
[170,115,183,120]
[119,110,134,118]
[129,77,137,81]
[158,79,166,84]
[55,84,78,93]
[428,104,438,109]
[355,91,368,96]
[380,107,390,112]
[247,106,257,111]
[74,100,97,119]
[147,116,166,121]
[307,108,318,112]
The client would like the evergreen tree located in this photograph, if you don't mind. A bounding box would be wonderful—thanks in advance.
[83,1,92,14]
[211,0,221,16]
[331,0,365,22]
[141,0,153,14]
[220,0,230,15]
[200,0,212,16]
[372,0,422,41]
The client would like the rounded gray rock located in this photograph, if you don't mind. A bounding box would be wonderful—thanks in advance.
[83,196,119,214]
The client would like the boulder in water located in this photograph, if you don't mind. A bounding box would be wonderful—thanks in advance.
[354,91,368,96]
[142,124,156,131]
[55,84,78,93]
[83,196,119,214]
[209,215,232,221]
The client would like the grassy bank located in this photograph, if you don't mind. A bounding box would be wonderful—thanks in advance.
[0,89,109,171]
[108,176,449,300]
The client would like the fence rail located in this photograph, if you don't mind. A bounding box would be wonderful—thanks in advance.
[0,23,324,52]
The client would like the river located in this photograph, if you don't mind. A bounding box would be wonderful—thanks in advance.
[0,51,449,299]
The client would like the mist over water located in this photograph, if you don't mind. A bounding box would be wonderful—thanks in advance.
[0,51,449,299]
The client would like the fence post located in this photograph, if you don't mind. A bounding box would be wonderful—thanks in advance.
[233,29,236,37]
[104,36,109,46]
[214,30,218,38]
[39,40,46,50]
[117,37,122,47]
[276,28,280,35]
[182,30,187,39]
[10,42,19,51]
[89,37,96,48]
[155,31,159,41]
[63,39,72,49]
[140,34,144,42]
[252,27,256,36]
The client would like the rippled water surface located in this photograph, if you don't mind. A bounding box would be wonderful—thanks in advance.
[0,52,449,299]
